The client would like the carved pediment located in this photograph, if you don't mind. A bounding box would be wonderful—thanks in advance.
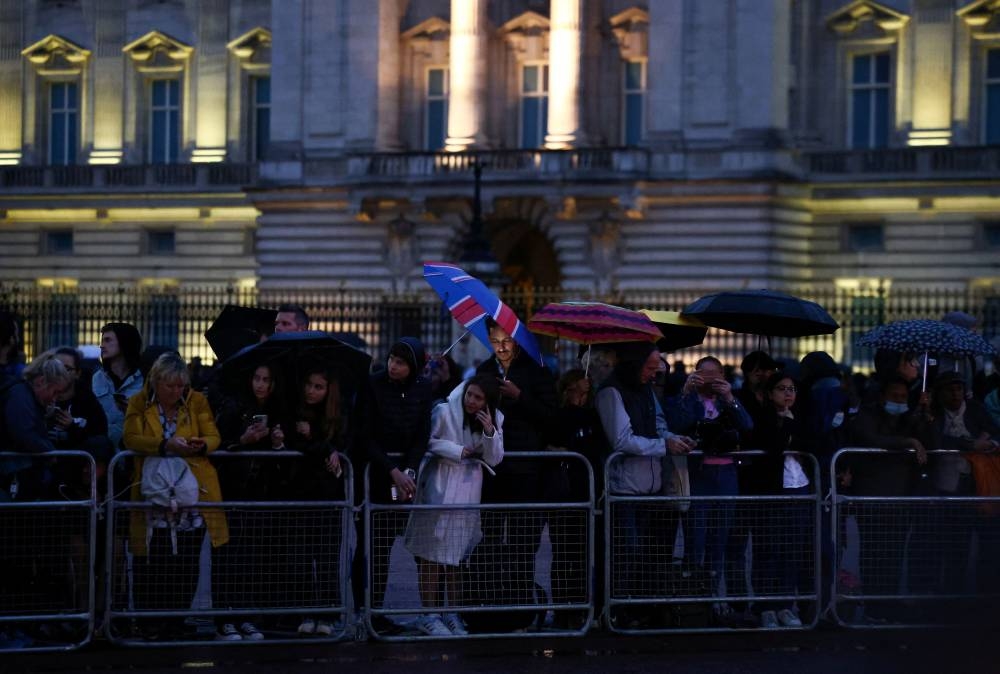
[501,11,550,61]
[957,0,1000,31]
[123,30,193,68]
[227,27,271,66]
[402,17,450,60]
[21,34,90,72]
[826,1,909,36]
[610,7,649,59]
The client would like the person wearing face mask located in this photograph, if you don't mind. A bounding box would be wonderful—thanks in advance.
[846,375,936,619]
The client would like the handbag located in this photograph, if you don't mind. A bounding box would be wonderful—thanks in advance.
[664,454,691,512]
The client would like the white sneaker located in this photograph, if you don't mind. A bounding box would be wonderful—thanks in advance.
[297,618,316,634]
[315,620,334,636]
[441,613,468,636]
[777,609,803,627]
[216,623,242,641]
[760,610,779,629]
[416,614,451,637]
[239,622,264,640]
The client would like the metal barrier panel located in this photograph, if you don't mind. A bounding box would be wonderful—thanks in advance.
[365,451,595,640]
[604,451,822,634]
[104,451,354,646]
[831,448,1000,628]
[0,451,97,653]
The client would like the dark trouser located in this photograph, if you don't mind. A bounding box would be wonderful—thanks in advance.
[691,463,738,597]
[755,485,815,610]
[133,527,204,611]
[481,465,545,604]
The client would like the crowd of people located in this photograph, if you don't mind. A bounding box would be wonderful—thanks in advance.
[1,305,999,645]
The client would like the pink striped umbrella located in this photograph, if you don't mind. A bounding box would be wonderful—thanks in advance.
[527,301,663,344]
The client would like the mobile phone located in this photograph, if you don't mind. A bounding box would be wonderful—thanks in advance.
[188,437,206,449]
[252,414,268,426]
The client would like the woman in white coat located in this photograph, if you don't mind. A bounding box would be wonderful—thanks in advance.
[404,374,503,637]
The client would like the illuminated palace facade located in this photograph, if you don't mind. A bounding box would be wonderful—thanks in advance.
[1,0,999,329]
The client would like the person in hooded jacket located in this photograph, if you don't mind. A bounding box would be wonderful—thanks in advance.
[354,337,433,635]
[92,322,144,451]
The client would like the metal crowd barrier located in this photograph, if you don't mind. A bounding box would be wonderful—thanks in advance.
[604,450,822,634]
[0,450,98,653]
[830,447,1000,628]
[104,450,354,646]
[364,451,596,640]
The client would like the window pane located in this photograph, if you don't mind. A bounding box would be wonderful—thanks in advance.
[873,88,889,148]
[851,90,871,148]
[988,49,1000,80]
[66,82,78,108]
[523,65,538,94]
[256,108,270,159]
[427,99,446,151]
[168,79,179,104]
[625,61,643,90]
[47,230,74,255]
[987,84,1000,145]
[51,82,65,109]
[984,223,1000,248]
[152,80,165,107]
[540,95,548,141]
[543,65,549,92]
[152,110,165,163]
[67,111,77,164]
[874,52,890,83]
[148,230,176,255]
[168,110,179,163]
[522,97,539,147]
[848,224,884,252]
[852,54,870,84]
[255,76,271,105]
[624,93,643,145]
[51,112,65,165]
[428,69,445,97]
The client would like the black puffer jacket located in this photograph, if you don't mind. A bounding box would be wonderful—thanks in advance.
[363,337,433,479]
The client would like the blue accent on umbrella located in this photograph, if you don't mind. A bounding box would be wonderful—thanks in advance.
[856,319,996,357]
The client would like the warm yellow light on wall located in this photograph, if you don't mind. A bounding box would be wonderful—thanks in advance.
[36,278,79,289]
[0,151,21,166]
[191,148,226,163]
[906,129,952,147]
[107,207,201,221]
[7,209,97,221]
[88,150,123,165]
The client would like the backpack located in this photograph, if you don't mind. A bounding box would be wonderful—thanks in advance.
[141,456,199,510]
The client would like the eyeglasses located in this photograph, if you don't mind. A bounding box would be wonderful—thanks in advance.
[774,385,797,393]
[489,338,514,348]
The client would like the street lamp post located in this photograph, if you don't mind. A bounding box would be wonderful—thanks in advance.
[458,159,505,287]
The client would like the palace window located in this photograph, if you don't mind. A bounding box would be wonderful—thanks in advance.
[622,59,646,146]
[426,67,448,151]
[849,52,891,149]
[986,48,1000,145]
[520,63,548,148]
[251,76,271,160]
[149,79,180,164]
[49,82,78,166]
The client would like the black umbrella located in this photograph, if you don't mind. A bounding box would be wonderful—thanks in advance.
[682,290,839,338]
[221,330,373,391]
[204,305,277,362]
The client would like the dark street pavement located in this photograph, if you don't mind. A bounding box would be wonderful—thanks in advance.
[1,626,991,674]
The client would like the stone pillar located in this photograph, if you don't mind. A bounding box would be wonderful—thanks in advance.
[907,0,954,145]
[90,0,125,164]
[0,0,23,164]
[645,0,683,148]
[192,0,229,162]
[734,0,790,142]
[445,0,487,151]
[545,0,583,148]
[269,0,304,158]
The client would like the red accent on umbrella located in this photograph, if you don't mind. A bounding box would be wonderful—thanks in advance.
[527,301,663,344]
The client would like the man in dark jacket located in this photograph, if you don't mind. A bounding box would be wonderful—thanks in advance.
[354,337,433,634]
[474,318,558,615]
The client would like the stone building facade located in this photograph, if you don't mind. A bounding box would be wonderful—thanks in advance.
[1,0,998,306]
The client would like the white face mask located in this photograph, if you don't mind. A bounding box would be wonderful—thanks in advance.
[883,401,909,416]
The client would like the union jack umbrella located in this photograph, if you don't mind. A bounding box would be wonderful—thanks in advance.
[423,261,543,365]
[527,301,663,344]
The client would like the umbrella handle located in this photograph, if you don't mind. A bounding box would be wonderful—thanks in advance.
[584,344,592,378]
[922,351,928,392]
[441,330,470,358]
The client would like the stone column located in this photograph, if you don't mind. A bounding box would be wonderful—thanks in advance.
[0,0,24,164]
[907,0,954,145]
[89,0,125,164]
[445,0,487,151]
[545,0,583,148]
[192,0,229,162]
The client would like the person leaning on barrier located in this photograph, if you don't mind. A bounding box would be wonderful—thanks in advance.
[595,342,695,628]
[354,337,433,635]
[92,322,144,452]
[931,370,999,495]
[122,351,227,640]
[0,351,73,499]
